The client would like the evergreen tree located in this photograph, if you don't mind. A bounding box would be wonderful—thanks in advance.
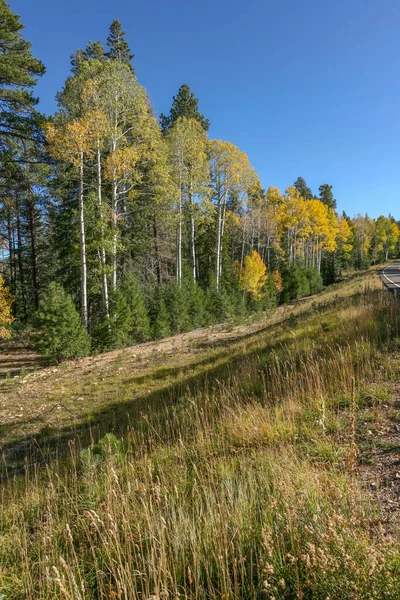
[160,84,210,132]
[281,267,311,303]
[306,267,323,294]
[70,41,106,73]
[35,283,90,362]
[166,282,191,333]
[0,0,45,149]
[184,276,206,329]
[150,286,171,340]
[121,271,151,342]
[293,176,313,200]
[106,19,135,71]
[318,183,336,210]
[108,288,132,347]
[205,275,234,324]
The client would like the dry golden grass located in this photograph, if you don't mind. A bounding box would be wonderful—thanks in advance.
[1,272,400,599]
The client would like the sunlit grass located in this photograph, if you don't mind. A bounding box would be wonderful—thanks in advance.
[1,275,400,599]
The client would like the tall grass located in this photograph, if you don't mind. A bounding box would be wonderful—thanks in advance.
[1,287,400,599]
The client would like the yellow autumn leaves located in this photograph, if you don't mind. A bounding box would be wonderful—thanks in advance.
[236,251,283,299]
[0,275,14,339]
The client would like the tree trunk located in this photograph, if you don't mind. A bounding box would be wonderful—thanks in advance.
[79,152,88,330]
[111,162,118,291]
[215,190,222,290]
[16,200,27,320]
[97,142,109,318]
[219,196,227,281]
[188,173,196,282]
[176,186,182,285]
[27,198,40,310]
[241,218,247,266]
[153,216,162,285]
[7,211,17,297]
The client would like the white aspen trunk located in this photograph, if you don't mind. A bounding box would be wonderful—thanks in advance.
[241,217,247,266]
[250,212,254,251]
[111,103,118,291]
[97,142,109,318]
[219,196,227,280]
[176,183,182,285]
[112,174,118,290]
[215,188,222,290]
[79,152,88,330]
[189,172,196,282]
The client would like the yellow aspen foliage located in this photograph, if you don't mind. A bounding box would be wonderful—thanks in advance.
[236,251,267,298]
[391,221,399,240]
[271,269,283,293]
[104,146,141,182]
[45,112,104,166]
[225,209,241,231]
[266,186,282,205]
[337,216,354,260]
[0,275,14,339]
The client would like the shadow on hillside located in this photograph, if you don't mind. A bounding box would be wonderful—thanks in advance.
[0,277,378,479]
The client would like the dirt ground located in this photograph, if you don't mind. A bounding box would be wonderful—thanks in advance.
[357,392,400,536]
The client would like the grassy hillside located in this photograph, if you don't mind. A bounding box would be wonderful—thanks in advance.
[1,270,400,598]
[0,270,379,451]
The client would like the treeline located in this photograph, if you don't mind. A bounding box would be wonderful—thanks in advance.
[0,0,399,358]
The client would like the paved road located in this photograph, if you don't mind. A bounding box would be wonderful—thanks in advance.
[378,262,400,293]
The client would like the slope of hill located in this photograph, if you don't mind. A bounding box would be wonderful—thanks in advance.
[1,268,400,599]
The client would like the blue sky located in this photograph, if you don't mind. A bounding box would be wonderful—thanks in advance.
[12,0,400,218]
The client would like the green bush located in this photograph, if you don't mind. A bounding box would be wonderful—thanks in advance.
[34,282,90,362]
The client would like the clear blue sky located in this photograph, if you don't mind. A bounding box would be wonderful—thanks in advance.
[12,0,400,218]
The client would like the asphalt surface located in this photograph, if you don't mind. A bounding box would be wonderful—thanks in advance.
[378,262,400,293]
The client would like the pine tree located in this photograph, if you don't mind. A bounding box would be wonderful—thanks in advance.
[184,277,206,328]
[70,41,106,73]
[108,288,132,347]
[293,176,313,200]
[205,275,234,324]
[0,0,45,148]
[282,267,311,302]
[152,299,171,340]
[160,84,210,132]
[35,283,90,362]
[106,19,135,71]
[150,286,171,340]
[121,271,151,343]
[166,283,191,333]
[318,183,336,210]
